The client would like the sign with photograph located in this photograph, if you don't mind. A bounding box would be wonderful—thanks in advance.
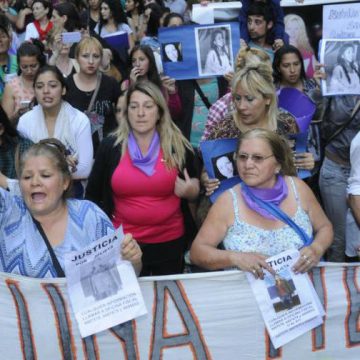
[319,38,360,96]
[64,227,147,337]
[200,138,240,203]
[247,249,324,349]
[158,23,240,80]
[323,2,360,39]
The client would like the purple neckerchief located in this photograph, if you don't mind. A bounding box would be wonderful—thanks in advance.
[128,131,160,176]
[241,175,288,221]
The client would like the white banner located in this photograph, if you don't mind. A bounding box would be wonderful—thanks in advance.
[1,264,360,359]
[281,0,358,7]
[323,2,360,39]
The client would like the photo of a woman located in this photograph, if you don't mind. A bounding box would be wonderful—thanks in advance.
[204,29,232,75]
[163,43,182,63]
[328,43,360,94]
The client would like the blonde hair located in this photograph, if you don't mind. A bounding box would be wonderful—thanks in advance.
[112,81,193,169]
[75,36,103,59]
[235,47,272,72]
[284,14,315,54]
[231,63,277,132]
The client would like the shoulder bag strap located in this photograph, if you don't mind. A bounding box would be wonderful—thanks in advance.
[193,80,212,110]
[242,184,313,247]
[87,72,103,112]
[32,218,65,277]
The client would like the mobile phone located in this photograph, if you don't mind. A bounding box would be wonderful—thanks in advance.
[62,31,81,44]
[20,100,31,109]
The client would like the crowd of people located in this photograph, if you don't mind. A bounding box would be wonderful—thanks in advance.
[0,0,358,285]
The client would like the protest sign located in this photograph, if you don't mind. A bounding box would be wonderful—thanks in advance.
[102,31,129,59]
[200,138,240,202]
[159,23,240,80]
[1,264,360,358]
[323,2,360,39]
[247,249,324,348]
[64,228,147,337]
[191,2,242,24]
[319,38,360,96]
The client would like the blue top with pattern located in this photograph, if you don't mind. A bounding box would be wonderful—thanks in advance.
[223,178,313,256]
[0,188,114,278]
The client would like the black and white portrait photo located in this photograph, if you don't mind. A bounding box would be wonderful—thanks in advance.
[162,42,183,63]
[195,25,233,76]
[211,152,237,180]
[320,39,360,96]
[80,257,123,302]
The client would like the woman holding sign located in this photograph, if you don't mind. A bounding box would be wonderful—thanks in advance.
[191,129,332,278]
[86,81,199,276]
[95,0,134,50]
[203,61,315,197]
[0,139,142,278]
[273,45,325,196]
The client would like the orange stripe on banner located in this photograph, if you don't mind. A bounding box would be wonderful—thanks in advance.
[342,267,357,349]
[41,283,77,358]
[82,335,100,360]
[6,279,38,360]
[265,329,282,360]
[176,280,212,360]
[131,319,141,359]
[311,267,327,351]
[343,267,350,348]
[355,267,360,333]
[163,287,188,338]
[148,282,158,360]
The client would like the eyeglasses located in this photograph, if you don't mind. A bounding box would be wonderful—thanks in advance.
[236,153,274,164]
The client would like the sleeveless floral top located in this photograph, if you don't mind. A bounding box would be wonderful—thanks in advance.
[223,178,313,256]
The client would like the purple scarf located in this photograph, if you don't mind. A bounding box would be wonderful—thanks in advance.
[128,131,160,176]
[241,175,288,221]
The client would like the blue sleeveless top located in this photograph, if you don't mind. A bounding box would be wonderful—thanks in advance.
[223,178,313,256]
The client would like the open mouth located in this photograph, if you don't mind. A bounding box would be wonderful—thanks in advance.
[31,192,46,201]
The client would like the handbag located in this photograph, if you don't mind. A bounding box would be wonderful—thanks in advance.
[33,218,65,277]
[242,183,313,247]
[84,72,105,140]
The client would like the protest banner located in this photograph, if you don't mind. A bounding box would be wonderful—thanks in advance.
[200,138,240,202]
[1,264,360,359]
[281,0,358,6]
[158,23,240,80]
[323,2,360,39]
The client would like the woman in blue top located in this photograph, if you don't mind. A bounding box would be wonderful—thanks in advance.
[0,138,142,278]
[190,129,332,278]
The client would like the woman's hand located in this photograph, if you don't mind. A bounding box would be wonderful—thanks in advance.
[174,168,200,201]
[66,155,78,173]
[292,244,322,274]
[273,39,284,51]
[224,71,234,85]
[313,63,326,86]
[230,252,274,280]
[201,170,220,196]
[121,233,142,275]
[129,66,141,84]
[161,76,176,95]
[294,152,315,171]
